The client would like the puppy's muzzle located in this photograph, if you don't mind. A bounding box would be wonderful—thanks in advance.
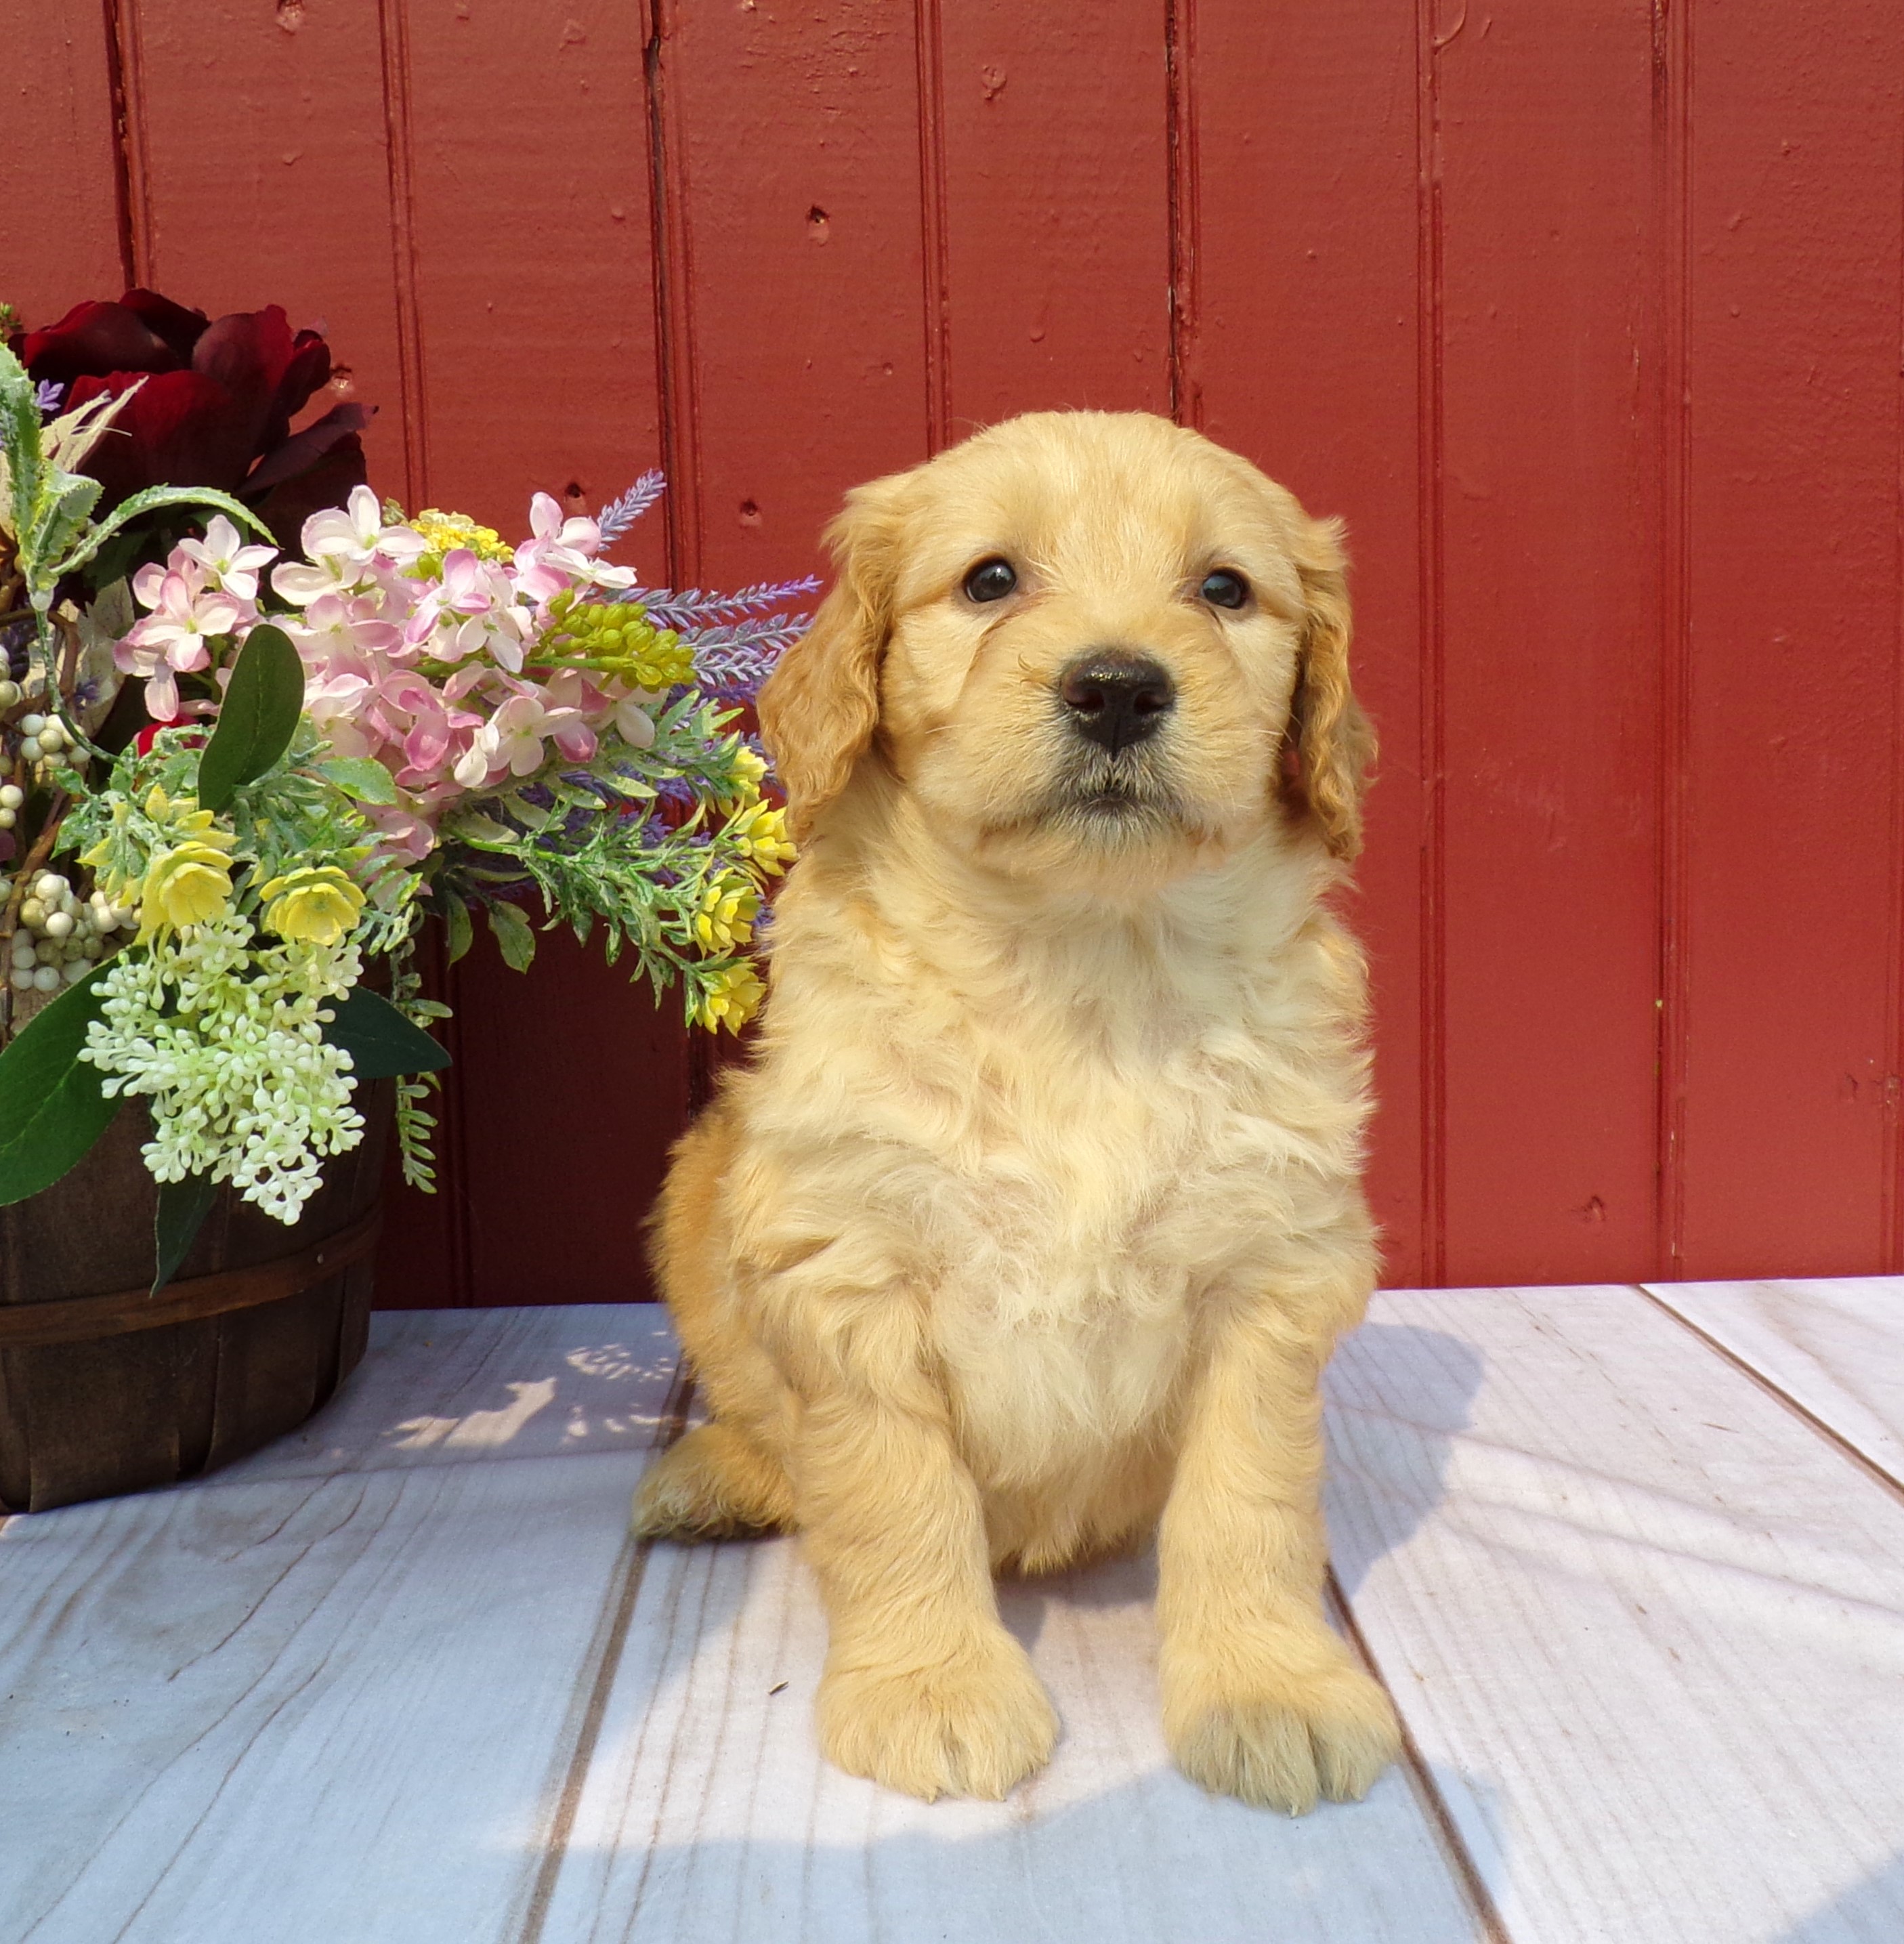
[1059,651,1176,757]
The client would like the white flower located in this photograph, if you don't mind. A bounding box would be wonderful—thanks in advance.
[303,484,427,574]
[174,515,278,601]
[78,914,366,1225]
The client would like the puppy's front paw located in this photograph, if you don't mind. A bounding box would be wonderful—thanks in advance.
[817,1637,1059,1802]
[1165,1649,1401,1815]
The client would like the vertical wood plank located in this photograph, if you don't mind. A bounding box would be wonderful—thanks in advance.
[1433,3,1664,1284]
[654,0,931,592]
[1,4,127,320]
[930,4,1172,435]
[448,928,690,1307]
[381,0,677,1306]
[114,0,415,499]
[395,0,667,571]
[1676,2,1904,1277]
[1190,3,1429,1284]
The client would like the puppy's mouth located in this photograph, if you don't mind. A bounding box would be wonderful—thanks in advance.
[1042,754,1186,835]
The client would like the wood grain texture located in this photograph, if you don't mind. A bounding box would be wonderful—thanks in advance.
[1431,6,1666,1284]
[1643,1278,1904,1489]
[228,1303,683,1481]
[1674,1,1904,1277]
[527,1533,1482,1944]
[0,1305,685,1944]
[0,1458,646,1943]
[1327,1285,1904,1944]
[15,8,1904,1289]
[7,1293,1904,1941]
[0,0,125,318]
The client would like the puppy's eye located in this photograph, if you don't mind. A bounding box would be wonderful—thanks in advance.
[962,557,1017,604]
[1200,569,1250,610]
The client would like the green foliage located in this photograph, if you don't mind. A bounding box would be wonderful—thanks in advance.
[316,757,401,806]
[152,1174,217,1296]
[321,984,452,1079]
[196,624,305,813]
[61,721,425,964]
[485,898,537,971]
[0,965,117,1205]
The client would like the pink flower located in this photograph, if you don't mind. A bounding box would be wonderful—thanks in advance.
[450,692,583,789]
[273,485,425,603]
[513,491,637,602]
[173,514,278,601]
[118,566,245,719]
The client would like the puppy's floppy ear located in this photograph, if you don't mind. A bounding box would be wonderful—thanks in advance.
[1285,515,1375,861]
[758,476,906,841]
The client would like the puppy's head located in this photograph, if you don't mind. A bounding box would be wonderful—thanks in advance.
[759,411,1371,887]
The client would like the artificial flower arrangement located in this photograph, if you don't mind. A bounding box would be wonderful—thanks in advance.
[0,296,808,1292]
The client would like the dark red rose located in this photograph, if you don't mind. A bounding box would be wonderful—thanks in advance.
[21,290,372,546]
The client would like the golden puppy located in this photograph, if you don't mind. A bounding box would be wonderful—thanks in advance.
[633,410,1399,1813]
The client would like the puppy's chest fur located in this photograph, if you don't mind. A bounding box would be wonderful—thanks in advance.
[857,958,1358,1495]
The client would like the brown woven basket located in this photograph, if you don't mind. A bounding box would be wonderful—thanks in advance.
[0,1086,388,1512]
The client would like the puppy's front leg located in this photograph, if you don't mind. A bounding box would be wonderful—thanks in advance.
[795,1334,1057,1802]
[1158,1290,1401,1814]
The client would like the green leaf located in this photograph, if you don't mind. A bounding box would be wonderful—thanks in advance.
[316,757,400,806]
[502,793,551,831]
[486,899,537,972]
[196,624,305,813]
[442,893,473,965]
[46,484,272,582]
[322,984,452,1078]
[152,1173,217,1296]
[0,342,45,546]
[452,812,518,847]
[0,965,119,1205]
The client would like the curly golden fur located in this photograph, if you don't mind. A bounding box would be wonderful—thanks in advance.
[633,410,1399,1812]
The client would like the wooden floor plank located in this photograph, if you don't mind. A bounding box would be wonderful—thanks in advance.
[1641,1278,1904,1488]
[1326,1287,1904,1944]
[0,1456,649,1944]
[221,1305,681,1481]
[531,1530,1483,1943]
[12,1291,1902,1943]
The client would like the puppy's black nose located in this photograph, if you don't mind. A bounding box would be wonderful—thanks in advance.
[1059,652,1176,755]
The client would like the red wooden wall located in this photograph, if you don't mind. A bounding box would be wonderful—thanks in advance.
[7,1,1903,1296]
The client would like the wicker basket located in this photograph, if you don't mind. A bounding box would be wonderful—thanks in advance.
[0,1087,388,1512]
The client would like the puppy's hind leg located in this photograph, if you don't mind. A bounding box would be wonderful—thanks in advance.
[632,1420,795,1540]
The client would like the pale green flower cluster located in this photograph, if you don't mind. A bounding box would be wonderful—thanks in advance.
[78,912,365,1224]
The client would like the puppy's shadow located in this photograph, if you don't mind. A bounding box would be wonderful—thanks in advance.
[1323,1319,1487,1601]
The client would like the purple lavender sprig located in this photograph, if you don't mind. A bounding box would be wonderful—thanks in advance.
[595,471,667,548]
[690,619,811,700]
[629,576,822,631]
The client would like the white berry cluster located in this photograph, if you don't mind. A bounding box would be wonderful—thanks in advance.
[79,911,368,1224]
[1,696,72,784]
[5,866,132,994]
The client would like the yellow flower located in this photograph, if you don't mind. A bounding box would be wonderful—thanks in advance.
[693,961,765,1035]
[137,841,235,938]
[729,800,796,876]
[720,744,769,807]
[411,507,514,572]
[694,874,759,954]
[257,866,366,946]
[144,786,236,849]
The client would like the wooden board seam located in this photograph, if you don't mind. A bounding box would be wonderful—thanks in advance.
[1327,1564,1511,1944]
[513,1368,696,1944]
[1634,1284,1904,1504]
